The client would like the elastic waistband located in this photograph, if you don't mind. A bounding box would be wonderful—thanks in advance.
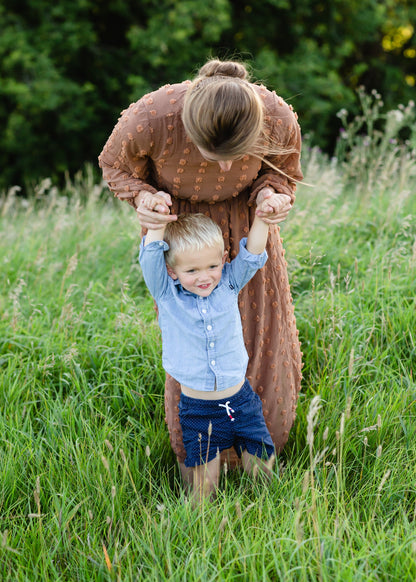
[180,378,250,403]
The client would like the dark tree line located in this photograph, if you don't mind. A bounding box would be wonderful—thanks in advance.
[1,0,415,190]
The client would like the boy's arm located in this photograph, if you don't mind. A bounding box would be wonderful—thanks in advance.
[139,232,170,300]
[246,214,269,255]
[139,218,168,299]
[227,213,268,293]
[228,191,289,290]
[247,191,292,254]
[143,225,166,246]
[246,195,274,255]
[228,199,272,291]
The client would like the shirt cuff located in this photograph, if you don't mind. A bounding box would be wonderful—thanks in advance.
[139,237,169,252]
[238,237,268,266]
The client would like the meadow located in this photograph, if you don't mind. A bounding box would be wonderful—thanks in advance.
[1,96,415,581]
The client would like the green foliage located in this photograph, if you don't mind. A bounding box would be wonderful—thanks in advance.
[0,0,415,189]
[228,0,416,148]
[1,2,100,186]
[126,0,231,95]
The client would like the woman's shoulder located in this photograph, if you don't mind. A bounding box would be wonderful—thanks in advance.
[134,81,191,113]
[253,83,299,124]
[117,82,190,134]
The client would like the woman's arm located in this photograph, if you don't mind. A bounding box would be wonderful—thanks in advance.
[99,96,178,228]
[249,90,303,206]
[98,98,158,208]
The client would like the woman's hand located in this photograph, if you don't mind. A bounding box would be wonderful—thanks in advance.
[135,190,177,229]
[255,188,292,224]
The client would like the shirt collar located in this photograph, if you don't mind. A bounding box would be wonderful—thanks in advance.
[173,278,194,296]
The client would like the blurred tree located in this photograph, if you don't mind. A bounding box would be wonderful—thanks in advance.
[0,0,141,188]
[224,0,416,148]
[0,0,414,190]
[126,0,231,96]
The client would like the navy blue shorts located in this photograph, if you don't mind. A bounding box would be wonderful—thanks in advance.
[178,379,275,468]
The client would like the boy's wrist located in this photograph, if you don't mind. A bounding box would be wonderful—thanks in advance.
[253,213,270,227]
[143,225,166,245]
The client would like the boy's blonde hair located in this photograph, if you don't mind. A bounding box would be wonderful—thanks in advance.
[164,214,224,267]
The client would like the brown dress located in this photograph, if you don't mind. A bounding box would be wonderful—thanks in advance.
[99,81,303,464]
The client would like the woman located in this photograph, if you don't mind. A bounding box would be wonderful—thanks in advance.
[98,58,303,483]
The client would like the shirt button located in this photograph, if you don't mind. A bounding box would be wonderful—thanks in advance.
[202,309,207,314]
[209,342,215,347]
[211,360,216,366]
[207,325,212,331]
[158,241,164,246]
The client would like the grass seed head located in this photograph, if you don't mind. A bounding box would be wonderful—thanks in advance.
[104,439,114,452]
[306,395,321,448]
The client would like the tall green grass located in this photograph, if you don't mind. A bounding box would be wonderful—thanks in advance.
[1,100,415,580]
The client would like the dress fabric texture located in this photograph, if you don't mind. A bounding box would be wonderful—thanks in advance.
[99,81,304,464]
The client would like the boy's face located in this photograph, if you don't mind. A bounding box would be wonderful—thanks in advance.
[166,245,226,297]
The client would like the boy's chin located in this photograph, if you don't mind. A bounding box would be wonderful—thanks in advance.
[193,285,214,296]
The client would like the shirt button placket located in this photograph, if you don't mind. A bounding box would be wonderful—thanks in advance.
[207,323,217,383]
[199,298,217,383]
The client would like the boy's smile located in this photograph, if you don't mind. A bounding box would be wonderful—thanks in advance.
[167,246,227,297]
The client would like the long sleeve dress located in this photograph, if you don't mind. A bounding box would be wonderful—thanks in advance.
[98,80,304,464]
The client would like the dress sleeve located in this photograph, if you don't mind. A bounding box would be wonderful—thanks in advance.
[249,93,303,205]
[98,98,158,208]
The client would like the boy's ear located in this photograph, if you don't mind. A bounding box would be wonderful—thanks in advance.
[222,250,228,265]
[166,264,178,280]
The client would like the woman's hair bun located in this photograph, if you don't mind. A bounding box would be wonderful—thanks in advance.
[198,59,248,80]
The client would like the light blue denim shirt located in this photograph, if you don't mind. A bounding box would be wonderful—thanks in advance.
[139,237,267,392]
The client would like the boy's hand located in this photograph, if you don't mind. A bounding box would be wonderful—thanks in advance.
[256,188,292,224]
[135,190,177,229]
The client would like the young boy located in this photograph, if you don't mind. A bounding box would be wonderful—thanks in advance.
[139,199,277,502]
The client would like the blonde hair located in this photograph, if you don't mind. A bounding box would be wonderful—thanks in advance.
[182,59,265,159]
[164,214,224,267]
[181,58,304,187]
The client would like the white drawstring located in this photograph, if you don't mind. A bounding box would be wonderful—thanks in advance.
[219,401,235,422]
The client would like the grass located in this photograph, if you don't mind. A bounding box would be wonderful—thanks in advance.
[1,108,416,579]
